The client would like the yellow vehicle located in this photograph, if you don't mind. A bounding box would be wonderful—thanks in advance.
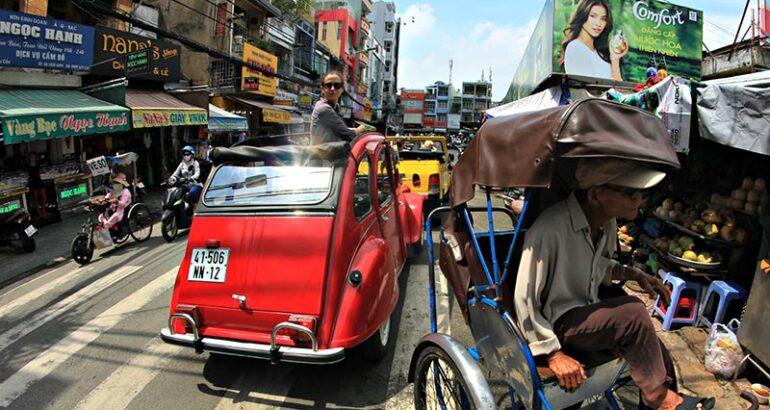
[386,135,452,211]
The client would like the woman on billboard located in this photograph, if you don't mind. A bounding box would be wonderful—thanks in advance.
[558,0,627,81]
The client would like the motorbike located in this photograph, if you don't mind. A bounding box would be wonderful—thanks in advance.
[160,175,197,242]
[0,207,36,253]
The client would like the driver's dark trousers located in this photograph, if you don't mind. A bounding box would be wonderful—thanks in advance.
[552,295,676,395]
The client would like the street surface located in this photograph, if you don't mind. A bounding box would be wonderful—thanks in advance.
[0,223,445,409]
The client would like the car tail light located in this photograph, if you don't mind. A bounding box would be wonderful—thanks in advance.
[278,315,316,344]
[173,304,201,334]
[412,174,421,188]
[428,174,440,195]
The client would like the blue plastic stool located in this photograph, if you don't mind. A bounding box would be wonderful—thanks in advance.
[699,281,747,328]
[653,271,702,331]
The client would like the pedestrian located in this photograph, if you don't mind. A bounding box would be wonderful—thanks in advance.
[25,152,48,219]
[310,70,366,145]
[514,157,715,410]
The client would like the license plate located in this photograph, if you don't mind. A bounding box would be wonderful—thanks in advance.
[188,248,229,283]
[24,225,37,237]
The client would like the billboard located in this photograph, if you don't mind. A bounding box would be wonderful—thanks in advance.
[505,0,703,102]
[554,0,703,84]
[0,9,94,71]
[242,43,278,97]
[92,26,181,81]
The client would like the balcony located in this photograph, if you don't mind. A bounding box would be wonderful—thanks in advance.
[360,18,370,35]
[357,82,368,96]
[362,0,373,13]
[359,52,368,66]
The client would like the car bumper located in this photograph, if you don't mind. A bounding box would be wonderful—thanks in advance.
[160,327,346,364]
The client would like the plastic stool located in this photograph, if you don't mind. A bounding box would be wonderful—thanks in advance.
[699,281,747,328]
[653,271,702,331]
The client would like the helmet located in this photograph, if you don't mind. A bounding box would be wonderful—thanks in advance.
[182,145,194,154]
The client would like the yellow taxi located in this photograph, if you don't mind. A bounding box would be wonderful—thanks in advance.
[386,135,451,211]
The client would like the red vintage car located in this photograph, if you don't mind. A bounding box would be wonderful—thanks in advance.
[160,135,425,364]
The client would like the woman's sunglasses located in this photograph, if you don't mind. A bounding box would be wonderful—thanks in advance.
[322,82,343,90]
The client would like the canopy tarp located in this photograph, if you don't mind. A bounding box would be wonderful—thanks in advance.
[485,86,564,119]
[126,89,208,128]
[0,89,130,144]
[208,104,248,132]
[697,71,770,156]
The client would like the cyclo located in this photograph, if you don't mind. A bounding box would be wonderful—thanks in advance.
[71,152,154,265]
[408,99,681,409]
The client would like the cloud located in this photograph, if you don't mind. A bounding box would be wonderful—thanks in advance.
[397,11,537,101]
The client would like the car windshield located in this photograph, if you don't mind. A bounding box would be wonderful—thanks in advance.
[203,160,334,207]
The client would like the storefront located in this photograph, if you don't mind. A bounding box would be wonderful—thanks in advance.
[207,104,248,148]
[124,89,208,183]
[226,96,292,136]
[0,89,130,217]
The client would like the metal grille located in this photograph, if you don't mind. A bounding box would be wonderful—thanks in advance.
[209,60,236,89]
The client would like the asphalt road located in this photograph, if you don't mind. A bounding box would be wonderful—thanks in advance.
[0,219,449,409]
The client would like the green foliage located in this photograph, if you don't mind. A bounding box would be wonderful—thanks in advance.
[273,0,313,24]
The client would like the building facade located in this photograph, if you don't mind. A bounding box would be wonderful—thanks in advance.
[370,1,399,113]
[461,80,491,129]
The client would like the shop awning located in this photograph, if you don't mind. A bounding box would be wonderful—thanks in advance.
[208,104,248,132]
[228,96,292,125]
[126,90,208,128]
[0,89,130,144]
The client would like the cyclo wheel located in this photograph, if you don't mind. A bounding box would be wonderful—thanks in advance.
[128,203,153,242]
[414,345,475,410]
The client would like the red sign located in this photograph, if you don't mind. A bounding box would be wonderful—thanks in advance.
[401,91,424,101]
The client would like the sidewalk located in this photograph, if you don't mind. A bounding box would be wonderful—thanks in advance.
[0,188,166,289]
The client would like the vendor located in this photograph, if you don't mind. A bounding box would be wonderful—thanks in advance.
[514,158,715,410]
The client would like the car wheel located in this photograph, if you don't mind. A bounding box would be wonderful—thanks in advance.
[361,315,391,363]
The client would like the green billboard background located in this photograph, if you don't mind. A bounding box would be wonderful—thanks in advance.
[553,0,703,83]
[504,0,553,103]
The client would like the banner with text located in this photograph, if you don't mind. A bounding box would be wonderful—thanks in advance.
[2,111,130,144]
[241,43,278,97]
[92,26,181,81]
[131,109,208,128]
[0,9,94,71]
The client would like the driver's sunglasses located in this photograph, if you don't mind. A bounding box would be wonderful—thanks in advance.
[601,185,643,199]
[322,82,343,89]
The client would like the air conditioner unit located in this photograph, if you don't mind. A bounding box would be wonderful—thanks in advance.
[232,35,244,54]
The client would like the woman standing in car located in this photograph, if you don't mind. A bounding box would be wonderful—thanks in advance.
[310,70,366,145]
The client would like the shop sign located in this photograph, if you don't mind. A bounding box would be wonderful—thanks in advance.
[125,49,151,76]
[86,156,111,176]
[401,91,425,101]
[131,110,208,128]
[242,43,278,97]
[2,112,130,144]
[0,9,94,71]
[505,0,703,102]
[0,198,21,216]
[298,95,313,108]
[274,90,298,106]
[262,108,291,124]
[57,181,89,208]
[363,98,372,122]
[92,26,181,81]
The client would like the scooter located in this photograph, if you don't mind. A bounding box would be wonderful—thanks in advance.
[0,207,37,252]
[160,176,197,242]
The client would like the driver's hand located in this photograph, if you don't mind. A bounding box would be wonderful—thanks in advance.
[547,351,586,392]
[354,125,367,135]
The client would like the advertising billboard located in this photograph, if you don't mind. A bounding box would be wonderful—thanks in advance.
[92,26,181,81]
[553,0,703,84]
[505,0,703,103]
[0,9,94,71]
[242,43,278,97]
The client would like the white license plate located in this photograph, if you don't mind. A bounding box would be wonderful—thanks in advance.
[24,225,37,237]
[188,248,229,283]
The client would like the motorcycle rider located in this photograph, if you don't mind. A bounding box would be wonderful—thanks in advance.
[170,146,202,203]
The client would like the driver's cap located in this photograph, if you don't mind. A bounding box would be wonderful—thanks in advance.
[576,158,666,190]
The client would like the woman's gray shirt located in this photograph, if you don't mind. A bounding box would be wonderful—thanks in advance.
[310,98,356,144]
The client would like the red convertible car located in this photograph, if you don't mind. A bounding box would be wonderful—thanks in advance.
[160,135,425,364]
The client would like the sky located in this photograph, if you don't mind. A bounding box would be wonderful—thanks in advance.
[392,0,754,101]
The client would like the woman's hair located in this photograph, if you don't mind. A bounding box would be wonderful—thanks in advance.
[558,0,613,66]
[321,70,343,84]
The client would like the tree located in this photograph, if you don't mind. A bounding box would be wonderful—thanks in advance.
[272,0,314,24]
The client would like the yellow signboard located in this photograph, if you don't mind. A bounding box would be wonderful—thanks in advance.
[262,108,291,124]
[363,98,372,122]
[132,109,208,128]
[242,43,278,98]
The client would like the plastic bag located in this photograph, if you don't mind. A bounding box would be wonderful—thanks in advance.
[704,319,744,378]
[92,228,114,249]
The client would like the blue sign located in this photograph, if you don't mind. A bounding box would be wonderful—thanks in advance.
[0,10,94,71]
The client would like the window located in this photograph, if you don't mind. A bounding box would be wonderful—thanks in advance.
[322,22,327,41]
[376,149,393,205]
[384,42,392,52]
[385,22,393,33]
[354,156,373,220]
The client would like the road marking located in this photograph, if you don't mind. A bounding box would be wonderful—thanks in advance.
[73,338,182,410]
[0,266,92,319]
[0,265,141,353]
[0,267,176,408]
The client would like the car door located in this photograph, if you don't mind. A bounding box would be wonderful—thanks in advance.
[374,143,405,271]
